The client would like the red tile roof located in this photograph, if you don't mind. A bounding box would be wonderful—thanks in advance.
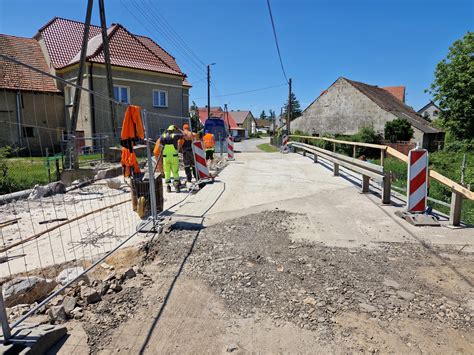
[382,86,405,102]
[37,17,185,77]
[0,34,59,92]
[198,107,238,129]
[229,110,252,124]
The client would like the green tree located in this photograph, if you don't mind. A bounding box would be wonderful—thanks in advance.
[428,32,474,140]
[259,110,267,119]
[384,118,414,142]
[268,109,276,119]
[283,92,302,121]
[189,101,201,132]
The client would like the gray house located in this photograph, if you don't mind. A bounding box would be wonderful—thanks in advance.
[291,77,444,150]
[35,17,190,144]
[418,101,441,121]
[0,34,65,154]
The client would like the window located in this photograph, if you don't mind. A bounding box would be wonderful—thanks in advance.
[153,90,168,108]
[22,126,35,138]
[433,110,439,116]
[114,86,130,103]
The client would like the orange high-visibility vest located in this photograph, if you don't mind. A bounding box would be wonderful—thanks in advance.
[121,148,140,177]
[203,133,215,150]
[120,105,144,151]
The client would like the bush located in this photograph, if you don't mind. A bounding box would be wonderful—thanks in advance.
[443,139,474,152]
[384,118,414,142]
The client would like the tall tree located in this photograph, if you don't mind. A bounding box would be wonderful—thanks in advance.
[189,101,201,132]
[259,110,267,119]
[268,109,276,119]
[428,32,474,140]
[283,92,302,121]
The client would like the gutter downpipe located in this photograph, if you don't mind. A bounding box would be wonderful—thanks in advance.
[15,91,22,146]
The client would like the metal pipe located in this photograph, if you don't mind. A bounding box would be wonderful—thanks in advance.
[0,285,12,342]
[143,109,157,221]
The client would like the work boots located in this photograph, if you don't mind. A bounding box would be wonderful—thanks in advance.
[166,184,171,193]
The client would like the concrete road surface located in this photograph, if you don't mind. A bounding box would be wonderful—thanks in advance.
[55,140,474,354]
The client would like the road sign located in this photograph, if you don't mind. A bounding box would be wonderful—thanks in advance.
[407,148,429,212]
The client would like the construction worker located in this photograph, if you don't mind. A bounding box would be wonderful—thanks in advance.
[180,123,197,183]
[203,130,215,163]
[159,125,183,193]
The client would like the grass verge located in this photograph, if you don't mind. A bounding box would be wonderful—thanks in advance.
[257,143,279,153]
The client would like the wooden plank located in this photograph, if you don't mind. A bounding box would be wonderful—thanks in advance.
[386,146,408,163]
[290,134,387,150]
[449,191,463,226]
[430,170,474,201]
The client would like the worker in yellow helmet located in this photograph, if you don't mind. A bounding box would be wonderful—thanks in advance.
[159,125,183,192]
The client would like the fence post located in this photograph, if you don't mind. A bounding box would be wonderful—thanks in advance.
[333,142,336,153]
[353,145,356,158]
[449,190,462,226]
[142,109,157,222]
[361,175,370,193]
[382,171,391,204]
[0,285,11,342]
[313,153,318,163]
[333,163,339,176]
[380,149,385,167]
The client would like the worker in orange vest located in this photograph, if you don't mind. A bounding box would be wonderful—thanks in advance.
[179,123,197,183]
[203,130,215,162]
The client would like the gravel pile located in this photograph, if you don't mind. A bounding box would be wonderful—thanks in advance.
[155,210,473,339]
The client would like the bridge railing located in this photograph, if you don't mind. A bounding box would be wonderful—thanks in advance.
[289,135,474,226]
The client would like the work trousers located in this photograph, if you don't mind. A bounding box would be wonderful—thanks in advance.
[163,154,179,185]
[183,149,197,182]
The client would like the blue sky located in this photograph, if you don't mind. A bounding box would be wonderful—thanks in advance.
[1,0,472,116]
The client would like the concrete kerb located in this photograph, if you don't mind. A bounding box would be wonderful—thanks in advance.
[1,323,67,354]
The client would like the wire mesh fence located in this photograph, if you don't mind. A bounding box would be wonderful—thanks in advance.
[0,54,190,337]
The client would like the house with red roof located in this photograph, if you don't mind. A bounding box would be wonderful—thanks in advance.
[291,77,444,151]
[229,110,256,138]
[33,17,191,140]
[0,34,64,154]
[197,106,246,137]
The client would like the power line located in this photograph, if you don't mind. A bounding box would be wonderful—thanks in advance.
[194,83,287,100]
[266,0,288,84]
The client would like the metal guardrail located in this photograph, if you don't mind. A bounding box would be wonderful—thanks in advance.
[289,141,391,205]
[289,135,473,226]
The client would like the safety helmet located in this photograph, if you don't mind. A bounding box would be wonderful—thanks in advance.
[167,125,175,131]
[204,130,209,134]
[183,123,190,130]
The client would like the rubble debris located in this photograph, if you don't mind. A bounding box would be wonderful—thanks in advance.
[106,178,122,190]
[28,181,66,199]
[56,267,89,286]
[47,305,67,322]
[62,296,77,315]
[3,276,56,307]
[80,286,101,304]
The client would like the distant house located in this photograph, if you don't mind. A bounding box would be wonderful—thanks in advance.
[229,110,256,138]
[291,77,444,151]
[255,119,272,134]
[35,17,191,142]
[418,101,441,121]
[197,106,243,137]
[0,34,65,154]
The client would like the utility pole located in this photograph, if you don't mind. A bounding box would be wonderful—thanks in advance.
[98,0,117,139]
[287,78,292,134]
[67,0,93,170]
[207,65,211,119]
[224,103,230,136]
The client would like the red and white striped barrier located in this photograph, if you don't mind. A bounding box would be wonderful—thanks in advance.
[192,140,211,180]
[407,148,429,212]
[227,136,235,160]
